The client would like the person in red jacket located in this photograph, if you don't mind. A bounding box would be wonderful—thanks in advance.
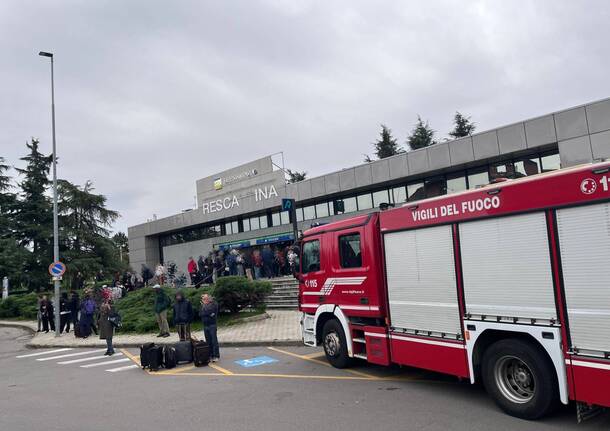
[187,256,198,286]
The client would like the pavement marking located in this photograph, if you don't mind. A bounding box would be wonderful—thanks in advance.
[106,364,140,373]
[16,348,72,358]
[58,353,122,365]
[120,348,141,366]
[303,352,326,359]
[209,362,234,375]
[80,358,130,368]
[36,349,107,361]
[267,347,381,380]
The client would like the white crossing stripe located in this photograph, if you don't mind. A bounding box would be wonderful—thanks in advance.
[58,353,123,365]
[80,358,130,368]
[36,349,107,361]
[16,348,73,358]
[106,364,139,373]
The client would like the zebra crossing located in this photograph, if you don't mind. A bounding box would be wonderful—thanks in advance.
[16,348,140,373]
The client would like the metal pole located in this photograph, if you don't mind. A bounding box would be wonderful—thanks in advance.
[50,56,60,337]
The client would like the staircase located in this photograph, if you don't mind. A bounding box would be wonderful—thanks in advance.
[264,276,299,309]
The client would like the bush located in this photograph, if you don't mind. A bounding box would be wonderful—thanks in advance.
[0,293,39,319]
[211,276,272,314]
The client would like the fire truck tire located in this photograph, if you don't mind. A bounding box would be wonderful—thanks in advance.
[482,339,557,420]
[322,319,351,369]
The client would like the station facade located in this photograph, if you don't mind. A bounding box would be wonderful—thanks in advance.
[128,97,610,276]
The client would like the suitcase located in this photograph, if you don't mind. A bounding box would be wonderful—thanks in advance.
[174,340,193,364]
[139,343,155,369]
[163,346,177,369]
[148,345,164,371]
[192,340,210,367]
[73,324,82,338]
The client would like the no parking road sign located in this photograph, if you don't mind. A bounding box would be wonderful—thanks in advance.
[48,261,66,278]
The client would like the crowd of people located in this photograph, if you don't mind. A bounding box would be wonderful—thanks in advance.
[184,244,300,286]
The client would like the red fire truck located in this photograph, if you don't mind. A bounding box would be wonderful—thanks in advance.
[297,161,610,420]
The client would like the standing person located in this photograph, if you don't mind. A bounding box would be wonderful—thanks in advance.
[153,284,171,338]
[173,290,193,341]
[36,294,43,332]
[40,295,55,333]
[79,291,96,338]
[253,249,263,280]
[155,263,166,285]
[59,292,71,334]
[236,251,245,277]
[141,264,153,287]
[226,249,237,276]
[262,245,274,278]
[187,256,198,286]
[213,252,223,282]
[197,255,206,285]
[99,298,116,356]
[68,290,80,330]
[200,294,219,362]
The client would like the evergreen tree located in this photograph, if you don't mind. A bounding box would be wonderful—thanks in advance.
[13,139,53,290]
[366,125,403,162]
[0,157,15,237]
[0,156,25,287]
[449,112,476,139]
[58,179,123,279]
[407,116,435,150]
[286,169,307,183]
[112,231,129,264]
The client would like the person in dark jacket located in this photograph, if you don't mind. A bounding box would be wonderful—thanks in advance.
[68,290,80,330]
[79,292,96,338]
[262,245,274,279]
[173,290,193,341]
[200,293,219,362]
[153,284,171,337]
[40,295,55,333]
[99,299,116,355]
[59,292,71,334]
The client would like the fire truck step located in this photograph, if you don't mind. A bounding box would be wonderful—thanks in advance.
[352,337,366,344]
[353,353,367,360]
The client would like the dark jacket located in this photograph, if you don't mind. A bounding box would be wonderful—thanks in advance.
[40,300,54,318]
[98,303,114,340]
[262,248,273,264]
[200,301,218,326]
[154,290,171,314]
[68,294,80,314]
[173,297,193,324]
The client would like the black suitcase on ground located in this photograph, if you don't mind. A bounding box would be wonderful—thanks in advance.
[73,324,82,338]
[174,340,193,364]
[140,342,155,369]
[148,345,164,371]
[163,346,177,369]
[192,340,210,367]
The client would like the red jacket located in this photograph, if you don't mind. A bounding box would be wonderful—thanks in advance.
[187,259,197,274]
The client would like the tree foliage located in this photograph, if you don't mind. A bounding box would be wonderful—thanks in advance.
[449,112,476,139]
[365,124,403,162]
[286,169,307,183]
[407,116,435,151]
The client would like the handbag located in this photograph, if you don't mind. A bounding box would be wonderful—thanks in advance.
[108,311,122,329]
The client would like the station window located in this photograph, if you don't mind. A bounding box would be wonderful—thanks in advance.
[280,210,290,225]
[425,177,446,198]
[407,182,425,201]
[302,240,321,273]
[315,202,329,218]
[372,190,389,208]
[357,193,373,210]
[259,215,268,229]
[514,157,540,177]
[541,152,560,172]
[249,216,260,231]
[328,200,335,216]
[231,221,239,234]
[339,233,362,268]
[295,207,304,222]
[489,162,510,181]
[242,218,250,232]
[391,186,406,204]
[467,169,489,189]
[271,212,280,227]
[303,205,316,220]
[342,197,357,213]
[224,222,233,235]
[446,175,467,194]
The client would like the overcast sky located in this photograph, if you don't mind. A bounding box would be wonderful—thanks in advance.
[1,1,609,233]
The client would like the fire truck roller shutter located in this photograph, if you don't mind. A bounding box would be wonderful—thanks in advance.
[384,224,461,337]
[556,202,610,354]
[459,212,557,322]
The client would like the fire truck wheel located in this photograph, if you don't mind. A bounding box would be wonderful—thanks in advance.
[322,319,350,369]
[482,339,557,420]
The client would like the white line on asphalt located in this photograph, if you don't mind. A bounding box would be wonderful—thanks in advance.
[36,349,107,361]
[80,358,130,368]
[16,348,73,358]
[58,353,123,365]
[106,364,139,373]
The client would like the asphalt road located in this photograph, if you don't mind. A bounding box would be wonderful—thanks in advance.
[1,326,609,431]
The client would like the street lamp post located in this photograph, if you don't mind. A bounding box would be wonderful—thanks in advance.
[39,51,60,337]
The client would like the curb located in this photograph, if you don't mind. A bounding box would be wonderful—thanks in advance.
[0,320,36,334]
[25,339,303,349]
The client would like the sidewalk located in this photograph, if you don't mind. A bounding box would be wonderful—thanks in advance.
[0,310,302,348]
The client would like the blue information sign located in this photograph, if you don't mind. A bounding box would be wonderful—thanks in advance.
[281,198,295,211]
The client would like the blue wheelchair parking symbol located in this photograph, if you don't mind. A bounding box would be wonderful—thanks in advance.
[235,356,278,368]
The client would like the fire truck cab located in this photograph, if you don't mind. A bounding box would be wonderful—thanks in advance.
[298,161,610,420]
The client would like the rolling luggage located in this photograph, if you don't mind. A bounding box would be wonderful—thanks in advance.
[192,340,210,367]
[73,324,82,338]
[148,345,164,371]
[163,346,177,369]
[174,340,193,364]
[140,342,155,369]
